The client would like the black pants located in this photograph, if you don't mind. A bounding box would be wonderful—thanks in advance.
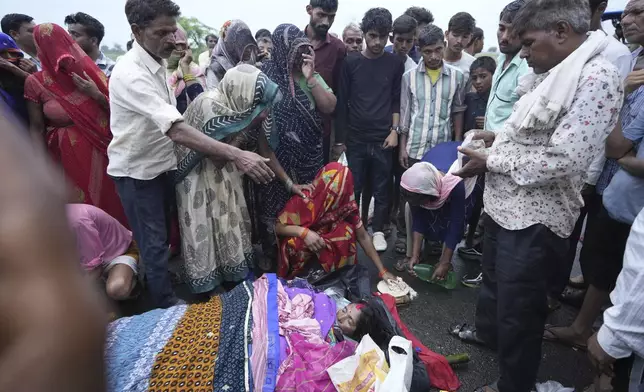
[475,219,568,392]
[580,203,632,292]
[550,189,601,297]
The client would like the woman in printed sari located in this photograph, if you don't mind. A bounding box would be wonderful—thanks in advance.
[276,162,396,281]
[206,20,258,90]
[175,64,312,294]
[166,24,205,114]
[24,23,127,227]
[259,24,337,265]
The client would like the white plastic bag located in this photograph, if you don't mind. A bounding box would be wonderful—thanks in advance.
[377,336,414,392]
[535,381,575,392]
[327,334,389,392]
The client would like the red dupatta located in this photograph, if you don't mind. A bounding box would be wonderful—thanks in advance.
[277,163,362,278]
[33,23,111,155]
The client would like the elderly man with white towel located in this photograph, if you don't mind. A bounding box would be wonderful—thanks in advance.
[449,0,624,391]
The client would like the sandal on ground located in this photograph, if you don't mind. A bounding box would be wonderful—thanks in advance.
[542,324,588,351]
[473,381,499,392]
[394,257,409,272]
[395,238,407,254]
[448,323,486,345]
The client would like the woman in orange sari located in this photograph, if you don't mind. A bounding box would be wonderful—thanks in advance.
[276,162,396,281]
[24,23,127,227]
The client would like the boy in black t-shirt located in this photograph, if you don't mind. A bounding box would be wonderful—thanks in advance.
[463,56,496,133]
[335,7,405,252]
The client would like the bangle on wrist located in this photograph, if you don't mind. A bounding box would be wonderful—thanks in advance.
[300,228,310,239]
[378,268,389,279]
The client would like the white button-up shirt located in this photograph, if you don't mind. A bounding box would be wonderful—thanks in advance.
[598,207,644,359]
[107,40,182,180]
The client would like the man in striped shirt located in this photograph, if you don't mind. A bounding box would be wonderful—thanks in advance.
[399,24,467,168]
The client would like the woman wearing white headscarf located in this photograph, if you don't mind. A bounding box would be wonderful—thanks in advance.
[396,140,483,280]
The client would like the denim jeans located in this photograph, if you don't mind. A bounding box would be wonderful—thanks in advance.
[112,171,176,308]
[346,142,393,232]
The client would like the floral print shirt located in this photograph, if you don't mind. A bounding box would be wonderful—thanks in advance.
[484,55,623,238]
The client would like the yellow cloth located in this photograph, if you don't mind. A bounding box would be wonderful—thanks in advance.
[426,68,441,84]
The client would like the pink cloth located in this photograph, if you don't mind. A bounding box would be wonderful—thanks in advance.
[275,333,356,392]
[251,276,269,392]
[276,281,324,377]
[400,161,463,210]
[66,204,132,271]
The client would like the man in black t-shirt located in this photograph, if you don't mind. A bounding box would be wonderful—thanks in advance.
[335,7,405,252]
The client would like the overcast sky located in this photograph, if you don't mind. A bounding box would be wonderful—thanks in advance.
[2,0,628,49]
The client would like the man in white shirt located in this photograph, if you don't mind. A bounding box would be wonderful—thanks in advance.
[443,12,477,85]
[588,207,644,392]
[110,0,274,308]
[451,0,623,391]
[1,13,40,72]
[197,33,217,70]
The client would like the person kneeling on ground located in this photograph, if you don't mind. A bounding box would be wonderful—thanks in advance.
[66,203,139,301]
[275,162,396,282]
[395,140,482,280]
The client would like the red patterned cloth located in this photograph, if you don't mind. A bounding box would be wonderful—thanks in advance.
[24,23,127,227]
[277,163,362,278]
[375,292,461,391]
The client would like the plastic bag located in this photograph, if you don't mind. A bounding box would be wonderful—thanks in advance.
[535,381,575,392]
[327,334,389,392]
[379,336,414,392]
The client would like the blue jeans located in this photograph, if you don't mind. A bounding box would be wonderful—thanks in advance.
[112,172,176,308]
[346,142,393,232]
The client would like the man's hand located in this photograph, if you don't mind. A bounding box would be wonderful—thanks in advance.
[399,146,410,169]
[71,71,101,100]
[587,333,616,377]
[625,69,644,95]
[303,229,326,252]
[18,58,37,74]
[454,147,489,178]
[469,130,496,147]
[331,143,346,162]
[233,150,274,184]
[432,262,451,281]
[383,130,398,149]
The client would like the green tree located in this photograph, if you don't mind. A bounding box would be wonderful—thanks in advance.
[179,16,216,57]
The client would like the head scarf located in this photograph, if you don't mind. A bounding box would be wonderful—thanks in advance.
[166,24,205,97]
[209,20,258,82]
[30,23,111,153]
[0,32,23,60]
[261,24,322,171]
[176,63,280,182]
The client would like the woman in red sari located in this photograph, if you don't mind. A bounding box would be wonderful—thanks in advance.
[276,162,396,280]
[24,23,127,227]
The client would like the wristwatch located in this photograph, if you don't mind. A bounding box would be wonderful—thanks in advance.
[392,126,402,135]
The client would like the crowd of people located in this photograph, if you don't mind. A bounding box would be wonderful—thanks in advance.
[2,0,644,390]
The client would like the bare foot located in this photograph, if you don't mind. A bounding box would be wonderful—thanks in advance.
[543,325,591,350]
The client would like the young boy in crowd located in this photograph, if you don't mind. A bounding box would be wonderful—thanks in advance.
[390,14,418,72]
[336,7,405,252]
[464,56,496,133]
[394,24,468,256]
[444,12,476,84]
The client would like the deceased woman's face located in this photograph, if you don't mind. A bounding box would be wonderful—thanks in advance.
[336,303,362,335]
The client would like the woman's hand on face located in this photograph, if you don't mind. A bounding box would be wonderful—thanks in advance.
[291,183,314,199]
[180,48,193,68]
[71,71,101,99]
[302,52,315,81]
[304,230,325,252]
[432,262,451,281]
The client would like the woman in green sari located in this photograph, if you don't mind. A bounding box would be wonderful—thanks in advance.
[175,64,311,294]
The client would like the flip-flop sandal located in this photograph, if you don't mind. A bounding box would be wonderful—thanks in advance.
[542,324,588,351]
[448,323,486,345]
[394,258,409,272]
[473,383,499,392]
[394,238,407,254]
